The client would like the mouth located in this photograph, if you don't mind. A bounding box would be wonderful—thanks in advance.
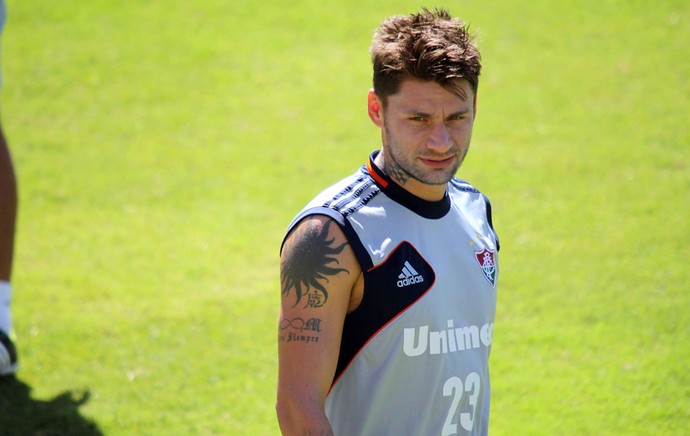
[419,155,456,169]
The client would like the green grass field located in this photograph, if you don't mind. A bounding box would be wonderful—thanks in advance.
[2,0,688,434]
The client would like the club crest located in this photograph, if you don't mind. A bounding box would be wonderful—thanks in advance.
[474,248,497,287]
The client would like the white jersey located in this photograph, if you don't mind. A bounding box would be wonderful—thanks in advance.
[285,151,499,435]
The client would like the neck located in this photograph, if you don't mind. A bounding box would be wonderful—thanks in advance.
[374,151,447,202]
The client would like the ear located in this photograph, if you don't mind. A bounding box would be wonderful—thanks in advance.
[473,92,478,119]
[367,89,384,127]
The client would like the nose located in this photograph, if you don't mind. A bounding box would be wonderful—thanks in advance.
[427,122,452,152]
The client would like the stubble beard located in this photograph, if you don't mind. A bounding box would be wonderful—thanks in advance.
[383,127,467,187]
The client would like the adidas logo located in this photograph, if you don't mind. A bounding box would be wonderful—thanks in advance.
[397,261,424,288]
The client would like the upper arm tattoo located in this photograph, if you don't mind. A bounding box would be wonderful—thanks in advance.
[281,219,349,308]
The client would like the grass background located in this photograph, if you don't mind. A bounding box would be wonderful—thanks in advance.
[2,0,688,434]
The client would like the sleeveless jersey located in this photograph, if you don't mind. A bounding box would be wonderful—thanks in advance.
[284,151,499,436]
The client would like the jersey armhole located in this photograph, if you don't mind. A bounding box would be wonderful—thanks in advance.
[481,194,500,252]
[280,206,373,271]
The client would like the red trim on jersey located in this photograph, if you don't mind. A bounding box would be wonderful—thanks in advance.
[367,158,388,189]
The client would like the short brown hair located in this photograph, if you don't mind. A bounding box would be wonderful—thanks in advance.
[370,8,481,104]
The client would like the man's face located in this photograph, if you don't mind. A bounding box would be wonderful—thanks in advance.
[369,79,477,200]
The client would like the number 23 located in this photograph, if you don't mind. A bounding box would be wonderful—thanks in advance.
[442,372,481,435]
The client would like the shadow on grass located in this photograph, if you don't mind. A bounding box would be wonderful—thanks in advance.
[0,375,103,435]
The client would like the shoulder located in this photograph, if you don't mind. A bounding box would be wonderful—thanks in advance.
[283,215,344,251]
[282,215,354,272]
[449,178,481,194]
[281,168,379,249]
[449,178,494,205]
[281,214,361,309]
[304,168,379,216]
[449,178,500,251]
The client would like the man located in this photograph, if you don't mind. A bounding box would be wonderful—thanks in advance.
[277,8,499,435]
[0,0,18,376]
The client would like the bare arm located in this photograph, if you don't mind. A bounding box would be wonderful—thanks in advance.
[0,123,17,281]
[276,215,361,435]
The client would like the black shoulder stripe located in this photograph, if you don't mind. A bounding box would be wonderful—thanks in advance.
[340,186,380,216]
[329,179,376,213]
[326,176,370,209]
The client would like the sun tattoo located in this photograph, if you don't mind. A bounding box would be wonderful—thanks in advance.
[281,219,349,308]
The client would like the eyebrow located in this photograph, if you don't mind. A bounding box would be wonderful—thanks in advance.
[404,108,471,118]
